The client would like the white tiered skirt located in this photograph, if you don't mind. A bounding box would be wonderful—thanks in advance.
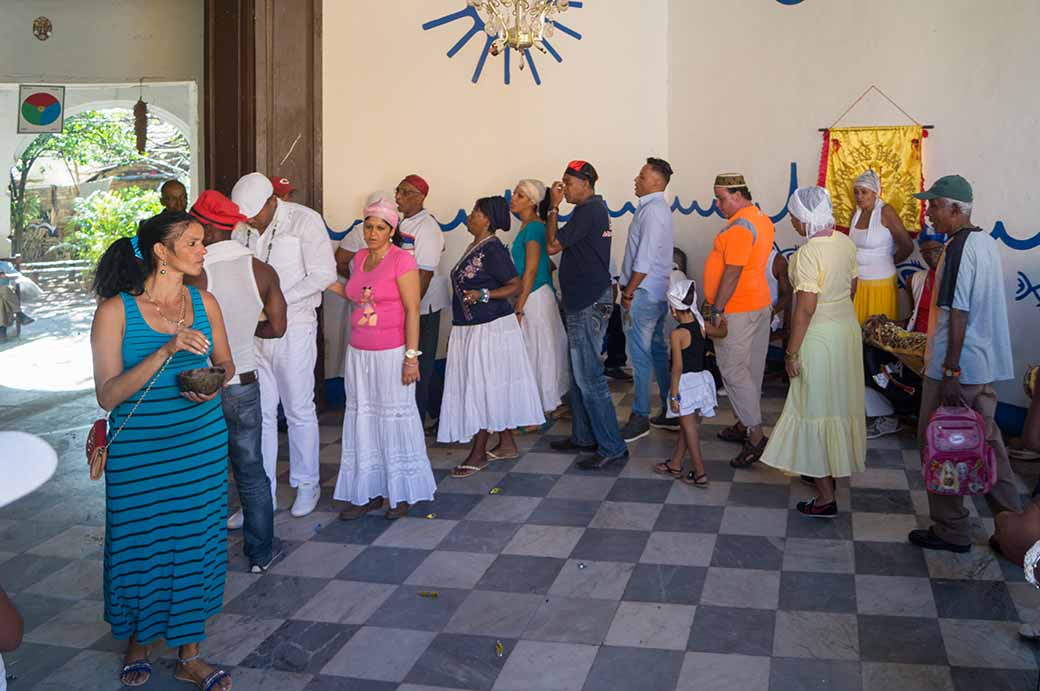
[334,345,437,508]
[520,284,570,412]
[437,314,545,443]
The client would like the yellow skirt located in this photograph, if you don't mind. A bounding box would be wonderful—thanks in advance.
[853,276,899,325]
[761,303,867,478]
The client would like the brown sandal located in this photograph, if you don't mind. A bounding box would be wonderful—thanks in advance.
[451,463,488,478]
[653,461,683,478]
[717,423,747,443]
[339,496,384,521]
[729,437,768,468]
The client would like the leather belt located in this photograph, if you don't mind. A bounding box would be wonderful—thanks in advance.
[235,371,258,386]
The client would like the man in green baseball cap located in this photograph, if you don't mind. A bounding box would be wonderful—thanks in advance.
[908,173,1020,555]
[913,174,973,204]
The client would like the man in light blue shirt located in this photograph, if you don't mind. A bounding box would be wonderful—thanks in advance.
[619,157,676,441]
[907,174,1020,555]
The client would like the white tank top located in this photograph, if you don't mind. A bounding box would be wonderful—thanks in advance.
[204,241,264,379]
[764,247,779,307]
[849,198,896,280]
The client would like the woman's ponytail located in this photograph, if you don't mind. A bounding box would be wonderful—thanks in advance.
[93,235,147,299]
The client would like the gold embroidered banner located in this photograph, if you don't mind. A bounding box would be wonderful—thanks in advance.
[818,125,926,232]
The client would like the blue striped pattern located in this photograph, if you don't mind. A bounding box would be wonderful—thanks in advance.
[104,287,228,646]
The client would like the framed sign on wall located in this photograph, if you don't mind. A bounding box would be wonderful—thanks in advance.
[17,85,65,134]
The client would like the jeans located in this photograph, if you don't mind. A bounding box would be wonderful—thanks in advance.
[222,380,274,565]
[603,303,627,368]
[565,288,627,458]
[416,310,441,423]
[624,290,670,417]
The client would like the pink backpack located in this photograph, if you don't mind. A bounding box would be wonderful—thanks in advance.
[922,406,996,496]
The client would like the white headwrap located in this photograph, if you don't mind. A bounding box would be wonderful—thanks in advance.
[853,170,881,195]
[231,172,275,218]
[667,278,705,332]
[787,186,835,239]
[517,179,547,206]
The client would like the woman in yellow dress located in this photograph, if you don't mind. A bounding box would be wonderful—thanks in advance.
[849,170,914,324]
[761,186,866,518]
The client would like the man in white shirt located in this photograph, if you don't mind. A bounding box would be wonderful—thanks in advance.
[231,172,337,518]
[394,175,450,427]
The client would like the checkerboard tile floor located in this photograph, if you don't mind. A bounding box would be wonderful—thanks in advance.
[4,379,1040,690]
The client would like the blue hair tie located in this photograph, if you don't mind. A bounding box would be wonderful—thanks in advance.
[130,236,143,259]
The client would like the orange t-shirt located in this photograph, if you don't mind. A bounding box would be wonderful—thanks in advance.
[702,205,776,314]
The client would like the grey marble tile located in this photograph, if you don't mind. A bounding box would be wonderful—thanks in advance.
[949,667,1039,691]
[547,475,617,501]
[491,640,597,691]
[240,619,358,674]
[548,559,634,601]
[773,610,860,660]
[371,517,458,550]
[858,615,948,665]
[31,649,124,691]
[444,589,542,638]
[438,521,521,554]
[606,478,673,504]
[523,595,618,645]
[622,563,707,605]
[229,667,316,690]
[24,558,101,600]
[779,571,858,613]
[711,534,784,571]
[768,658,863,691]
[0,641,82,689]
[640,530,716,567]
[930,578,1018,620]
[369,585,469,632]
[25,524,105,560]
[653,504,724,533]
[939,619,1038,670]
[476,554,566,595]
[187,612,286,666]
[404,633,512,691]
[581,645,685,691]
[855,575,937,618]
[0,553,72,592]
[501,524,584,559]
[23,599,109,648]
[686,605,775,657]
[411,492,483,521]
[854,541,930,577]
[223,574,330,620]
[526,498,600,527]
[588,500,662,531]
[571,528,649,563]
[727,482,790,509]
[676,652,770,691]
[270,541,365,578]
[604,601,695,650]
[335,546,429,584]
[783,537,856,574]
[465,496,542,523]
[321,626,435,682]
[700,567,780,610]
[719,507,788,537]
[405,550,496,590]
[293,580,397,625]
[861,662,954,691]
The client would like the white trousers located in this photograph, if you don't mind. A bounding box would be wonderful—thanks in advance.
[257,319,321,500]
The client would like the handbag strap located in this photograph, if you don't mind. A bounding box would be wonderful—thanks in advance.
[108,355,174,446]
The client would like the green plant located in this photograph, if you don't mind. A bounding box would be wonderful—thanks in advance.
[68,187,162,266]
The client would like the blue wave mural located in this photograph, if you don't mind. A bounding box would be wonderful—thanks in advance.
[1017,271,1040,309]
[325,161,1040,253]
[422,1,583,86]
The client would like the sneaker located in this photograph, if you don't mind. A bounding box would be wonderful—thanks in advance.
[649,413,680,431]
[250,542,285,573]
[866,415,900,440]
[620,414,651,443]
[290,484,321,517]
[796,497,838,518]
[226,509,244,530]
[576,450,630,471]
[604,367,633,381]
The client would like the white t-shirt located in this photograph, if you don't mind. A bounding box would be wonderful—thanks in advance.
[398,209,451,315]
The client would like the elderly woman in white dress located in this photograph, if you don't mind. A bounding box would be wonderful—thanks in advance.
[439,196,545,476]
[508,179,569,422]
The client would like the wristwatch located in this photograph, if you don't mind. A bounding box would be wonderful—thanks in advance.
[710,304,723,320]
[942,366,961,378]
[404,349,423,359]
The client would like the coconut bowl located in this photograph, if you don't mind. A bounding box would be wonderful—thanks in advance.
[177,367,226,396]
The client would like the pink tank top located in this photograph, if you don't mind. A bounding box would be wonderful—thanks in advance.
[346,246,418,350]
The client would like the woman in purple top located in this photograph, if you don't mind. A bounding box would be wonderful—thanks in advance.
[332,199,436,520]
[438,196,545,476]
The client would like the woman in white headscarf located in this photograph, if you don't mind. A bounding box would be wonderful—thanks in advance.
[760,186,866,519]
[849,170,914,324]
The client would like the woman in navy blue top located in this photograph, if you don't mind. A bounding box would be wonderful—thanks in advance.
[438,196,545,476]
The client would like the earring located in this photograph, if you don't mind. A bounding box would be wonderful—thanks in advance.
[160,260,167,276]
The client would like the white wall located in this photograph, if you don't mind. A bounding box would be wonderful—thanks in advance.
[0,0,204,254]
[322,0,1040,407]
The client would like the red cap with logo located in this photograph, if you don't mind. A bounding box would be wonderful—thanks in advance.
[269,176,295,196]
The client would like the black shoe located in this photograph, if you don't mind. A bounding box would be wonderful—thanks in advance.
[250,541,285,573]
[15,311,33,325]
[577,450,630,471]
[549,438,597,453]
[796,497,838,518]
[649,413,680,431]
[604,367,633,381]
[620,414,651,443]
[908,528,971,553]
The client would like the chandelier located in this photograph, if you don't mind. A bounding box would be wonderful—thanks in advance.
[467,0,570,66]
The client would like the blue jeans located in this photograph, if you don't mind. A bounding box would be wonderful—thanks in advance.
[565,288,627,458]
[222,380,274,564]
[625,289,670,417]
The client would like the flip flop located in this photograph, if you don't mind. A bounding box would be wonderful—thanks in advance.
[119,659,152,687]
[653,461,683,477]
[451,463,488,478]
[487,447,520,461]
[175,655,232,691]
[681,471,710,488]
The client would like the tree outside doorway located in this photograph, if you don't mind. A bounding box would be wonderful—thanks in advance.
[8,108,191,262]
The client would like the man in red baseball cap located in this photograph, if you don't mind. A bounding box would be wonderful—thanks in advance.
[269,175,295,202]
[186,190,288,573]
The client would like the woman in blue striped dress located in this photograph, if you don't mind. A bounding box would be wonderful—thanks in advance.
[91,211,235,690]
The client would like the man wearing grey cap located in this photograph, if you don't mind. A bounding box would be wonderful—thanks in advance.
[232,172,337,518]
[907,174,1019,554]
